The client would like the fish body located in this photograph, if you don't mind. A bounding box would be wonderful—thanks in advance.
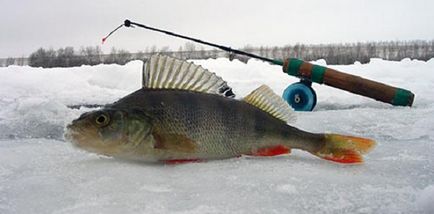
[110,89,322,160]
[65,55,375,164]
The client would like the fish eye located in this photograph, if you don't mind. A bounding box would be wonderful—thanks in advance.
[95,113,110,126]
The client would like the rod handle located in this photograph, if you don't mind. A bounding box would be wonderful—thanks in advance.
[282,58,414,107]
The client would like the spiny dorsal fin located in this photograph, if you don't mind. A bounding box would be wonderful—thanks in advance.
[243,85,296,124]
[143,55,235,98]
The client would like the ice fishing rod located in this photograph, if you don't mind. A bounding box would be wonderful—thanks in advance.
[102,19,414,110]
[103,20,281,65]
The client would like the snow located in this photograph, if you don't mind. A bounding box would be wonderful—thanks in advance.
[1,58,434,213]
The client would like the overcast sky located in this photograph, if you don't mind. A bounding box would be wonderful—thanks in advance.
[1,0,434,58]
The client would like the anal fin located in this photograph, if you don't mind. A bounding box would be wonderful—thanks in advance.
[250,145,291,157]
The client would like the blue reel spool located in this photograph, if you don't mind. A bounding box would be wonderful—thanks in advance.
[282,81,317,111]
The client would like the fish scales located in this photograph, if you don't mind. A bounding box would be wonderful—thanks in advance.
[110,89,313,159]
[65,55,375,164]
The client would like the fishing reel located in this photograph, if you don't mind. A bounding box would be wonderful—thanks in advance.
[282,79,317,111]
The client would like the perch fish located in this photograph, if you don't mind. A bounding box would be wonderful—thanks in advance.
[65,55,375,164]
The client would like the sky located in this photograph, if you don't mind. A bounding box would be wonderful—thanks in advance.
[1,0,434,58]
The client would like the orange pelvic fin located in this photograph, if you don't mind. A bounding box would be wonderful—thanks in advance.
[315,134,376,164]
[164,159,202,164]
[251,145,291,157]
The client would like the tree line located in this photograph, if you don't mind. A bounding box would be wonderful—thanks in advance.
[26,46,135,68]
[2,40,434,67]
[20,43,223,68]
[253,40,434,65]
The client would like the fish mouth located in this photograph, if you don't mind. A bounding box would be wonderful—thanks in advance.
[64,124,86,146]
[64,123,104,153]
[64,129,79,145]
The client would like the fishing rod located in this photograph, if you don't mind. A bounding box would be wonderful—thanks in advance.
[102,19,414,111]
[102,19,282,65]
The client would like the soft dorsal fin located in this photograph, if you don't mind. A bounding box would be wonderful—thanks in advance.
[243,85,296,124]
[143,55,234,98]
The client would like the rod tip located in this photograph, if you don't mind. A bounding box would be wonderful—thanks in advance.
[124,19,131,27]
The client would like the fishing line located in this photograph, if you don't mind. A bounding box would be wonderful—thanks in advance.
[102,23,127,44]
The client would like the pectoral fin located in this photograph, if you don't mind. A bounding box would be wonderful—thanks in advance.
[152,131,197,153]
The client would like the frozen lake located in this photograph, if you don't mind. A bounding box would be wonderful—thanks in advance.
[1,58,433,213]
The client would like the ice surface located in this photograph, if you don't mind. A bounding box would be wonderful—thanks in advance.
[1,58,434,213]
[416,185,434,213]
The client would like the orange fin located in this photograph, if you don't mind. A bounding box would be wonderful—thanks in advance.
[251,145,291,156]
[315,134,376,164]
[320,149,363,164]
[164,159,202,164]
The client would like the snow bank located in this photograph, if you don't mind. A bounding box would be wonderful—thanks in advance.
[1,58,434,213]
[0,61,142,139]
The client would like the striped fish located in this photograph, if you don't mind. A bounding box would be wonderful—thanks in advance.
[65,55,375,164]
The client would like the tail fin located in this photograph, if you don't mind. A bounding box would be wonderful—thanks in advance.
[314,134,376,164]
